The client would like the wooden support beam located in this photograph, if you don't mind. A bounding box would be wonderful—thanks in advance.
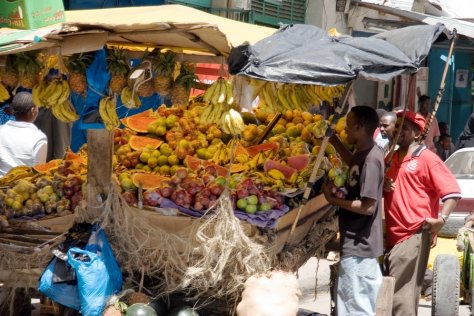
[86,129,114,219]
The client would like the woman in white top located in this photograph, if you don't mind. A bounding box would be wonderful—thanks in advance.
[0,92,47,176]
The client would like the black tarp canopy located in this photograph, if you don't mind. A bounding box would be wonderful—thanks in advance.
[228,23,449,85]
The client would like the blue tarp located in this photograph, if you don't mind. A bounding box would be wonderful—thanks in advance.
[70,50,163,151]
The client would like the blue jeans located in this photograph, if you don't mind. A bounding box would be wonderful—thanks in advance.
[337,256,382,316]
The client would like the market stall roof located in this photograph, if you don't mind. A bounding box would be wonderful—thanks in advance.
[0,5,275,56]
[356,2,474,39]
[229,23,447,85]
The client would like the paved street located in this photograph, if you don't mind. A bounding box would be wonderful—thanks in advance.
[297,257,471,316]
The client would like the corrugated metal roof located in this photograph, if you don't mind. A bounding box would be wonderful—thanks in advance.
[358,0,415,11]
[358,2,474,39]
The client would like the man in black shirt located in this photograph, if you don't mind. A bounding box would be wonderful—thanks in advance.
[322,105,384,316]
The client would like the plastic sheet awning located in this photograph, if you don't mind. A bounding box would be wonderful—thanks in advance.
[228,23,448,85]
[0,5,275,56]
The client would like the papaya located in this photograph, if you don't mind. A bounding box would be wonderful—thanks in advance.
[124,116,159,133]
[184,155,203,171]
[120,109,154,125]
[33,159,62,173]
[132,173,165,190]
[129,135,163,151]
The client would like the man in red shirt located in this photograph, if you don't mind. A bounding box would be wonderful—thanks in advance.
[383,110,461,315]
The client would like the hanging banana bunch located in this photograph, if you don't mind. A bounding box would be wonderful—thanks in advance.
[200,78,245,135]
[51,100,80,123]
[120,86,141,109]
[99,96,121,130]
[32,79,70,109]
[257,82,345,114]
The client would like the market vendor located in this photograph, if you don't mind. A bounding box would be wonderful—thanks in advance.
[383,110,460,315]
[322,105,384,316]
[0,92,47,175]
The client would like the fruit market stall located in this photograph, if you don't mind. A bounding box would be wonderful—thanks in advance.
[0,15,451,315]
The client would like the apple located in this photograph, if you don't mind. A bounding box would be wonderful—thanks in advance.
[236,198,247,210]
[245,204,257,214]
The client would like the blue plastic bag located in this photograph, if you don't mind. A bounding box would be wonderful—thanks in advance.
[67,248,111,316]
[84,227,122,292]
[67,226,122,316]
[38,258,81,310]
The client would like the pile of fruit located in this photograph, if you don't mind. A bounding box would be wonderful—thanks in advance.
[0,153,86,225]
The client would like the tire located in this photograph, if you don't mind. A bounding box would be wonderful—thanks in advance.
[438,213,468,238]
[432,254,460,316]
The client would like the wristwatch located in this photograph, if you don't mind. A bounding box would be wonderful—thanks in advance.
[440,214,449,223]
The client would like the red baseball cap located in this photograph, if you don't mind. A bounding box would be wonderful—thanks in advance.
[396,110,426,131]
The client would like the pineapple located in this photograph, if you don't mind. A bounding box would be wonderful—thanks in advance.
[16,52,41,89]
[107,48,129,94]
[136,70,155,98]
[171,62,197,107]
[153,50,176,96]
[66,53,94,95]
[0,55,18,88]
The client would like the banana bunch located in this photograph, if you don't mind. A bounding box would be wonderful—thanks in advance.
[0,166,34,187]
[201,78,241,134]
[257,82,345,113]
[0,82,10,102]
[99,96,120,130]
[203,78,234,105]
[32,80,70,109]
[210,143,230,165]
[51,100,79,123]
[221,108,245,135]
[254,171,285,191]
[120,86,141,109]
[248,151,268,170]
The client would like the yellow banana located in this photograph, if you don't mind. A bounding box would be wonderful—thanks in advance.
[217,80,227,104]
[210,80,222,105]
[32,83,44,107]
[203,80,218,103]
[0,82,10,102]
[225,80,234,105]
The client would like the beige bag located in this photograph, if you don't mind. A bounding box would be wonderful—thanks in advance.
[236,271,300,316]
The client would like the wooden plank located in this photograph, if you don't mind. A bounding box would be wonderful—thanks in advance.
[86,129,113,218]
[274,194,329,232]
[376,276,395,316]
[34,214,75,233]
[271,204,335,255]
[0,269,42,285]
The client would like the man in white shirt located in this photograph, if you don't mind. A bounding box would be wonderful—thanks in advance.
[0,92,47,175]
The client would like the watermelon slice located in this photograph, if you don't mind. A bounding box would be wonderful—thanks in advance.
[264,160,297,179]
[246,141,279,157]
[287,154,310,171]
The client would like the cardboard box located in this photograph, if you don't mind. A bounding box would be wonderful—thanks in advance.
[0,0,65,30]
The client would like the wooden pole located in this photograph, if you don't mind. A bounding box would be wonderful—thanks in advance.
[86,129,114,219]
[420,29,457,142]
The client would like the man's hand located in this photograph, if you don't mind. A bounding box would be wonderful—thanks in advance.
[423,217,445,235]
[383,176,395,192]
